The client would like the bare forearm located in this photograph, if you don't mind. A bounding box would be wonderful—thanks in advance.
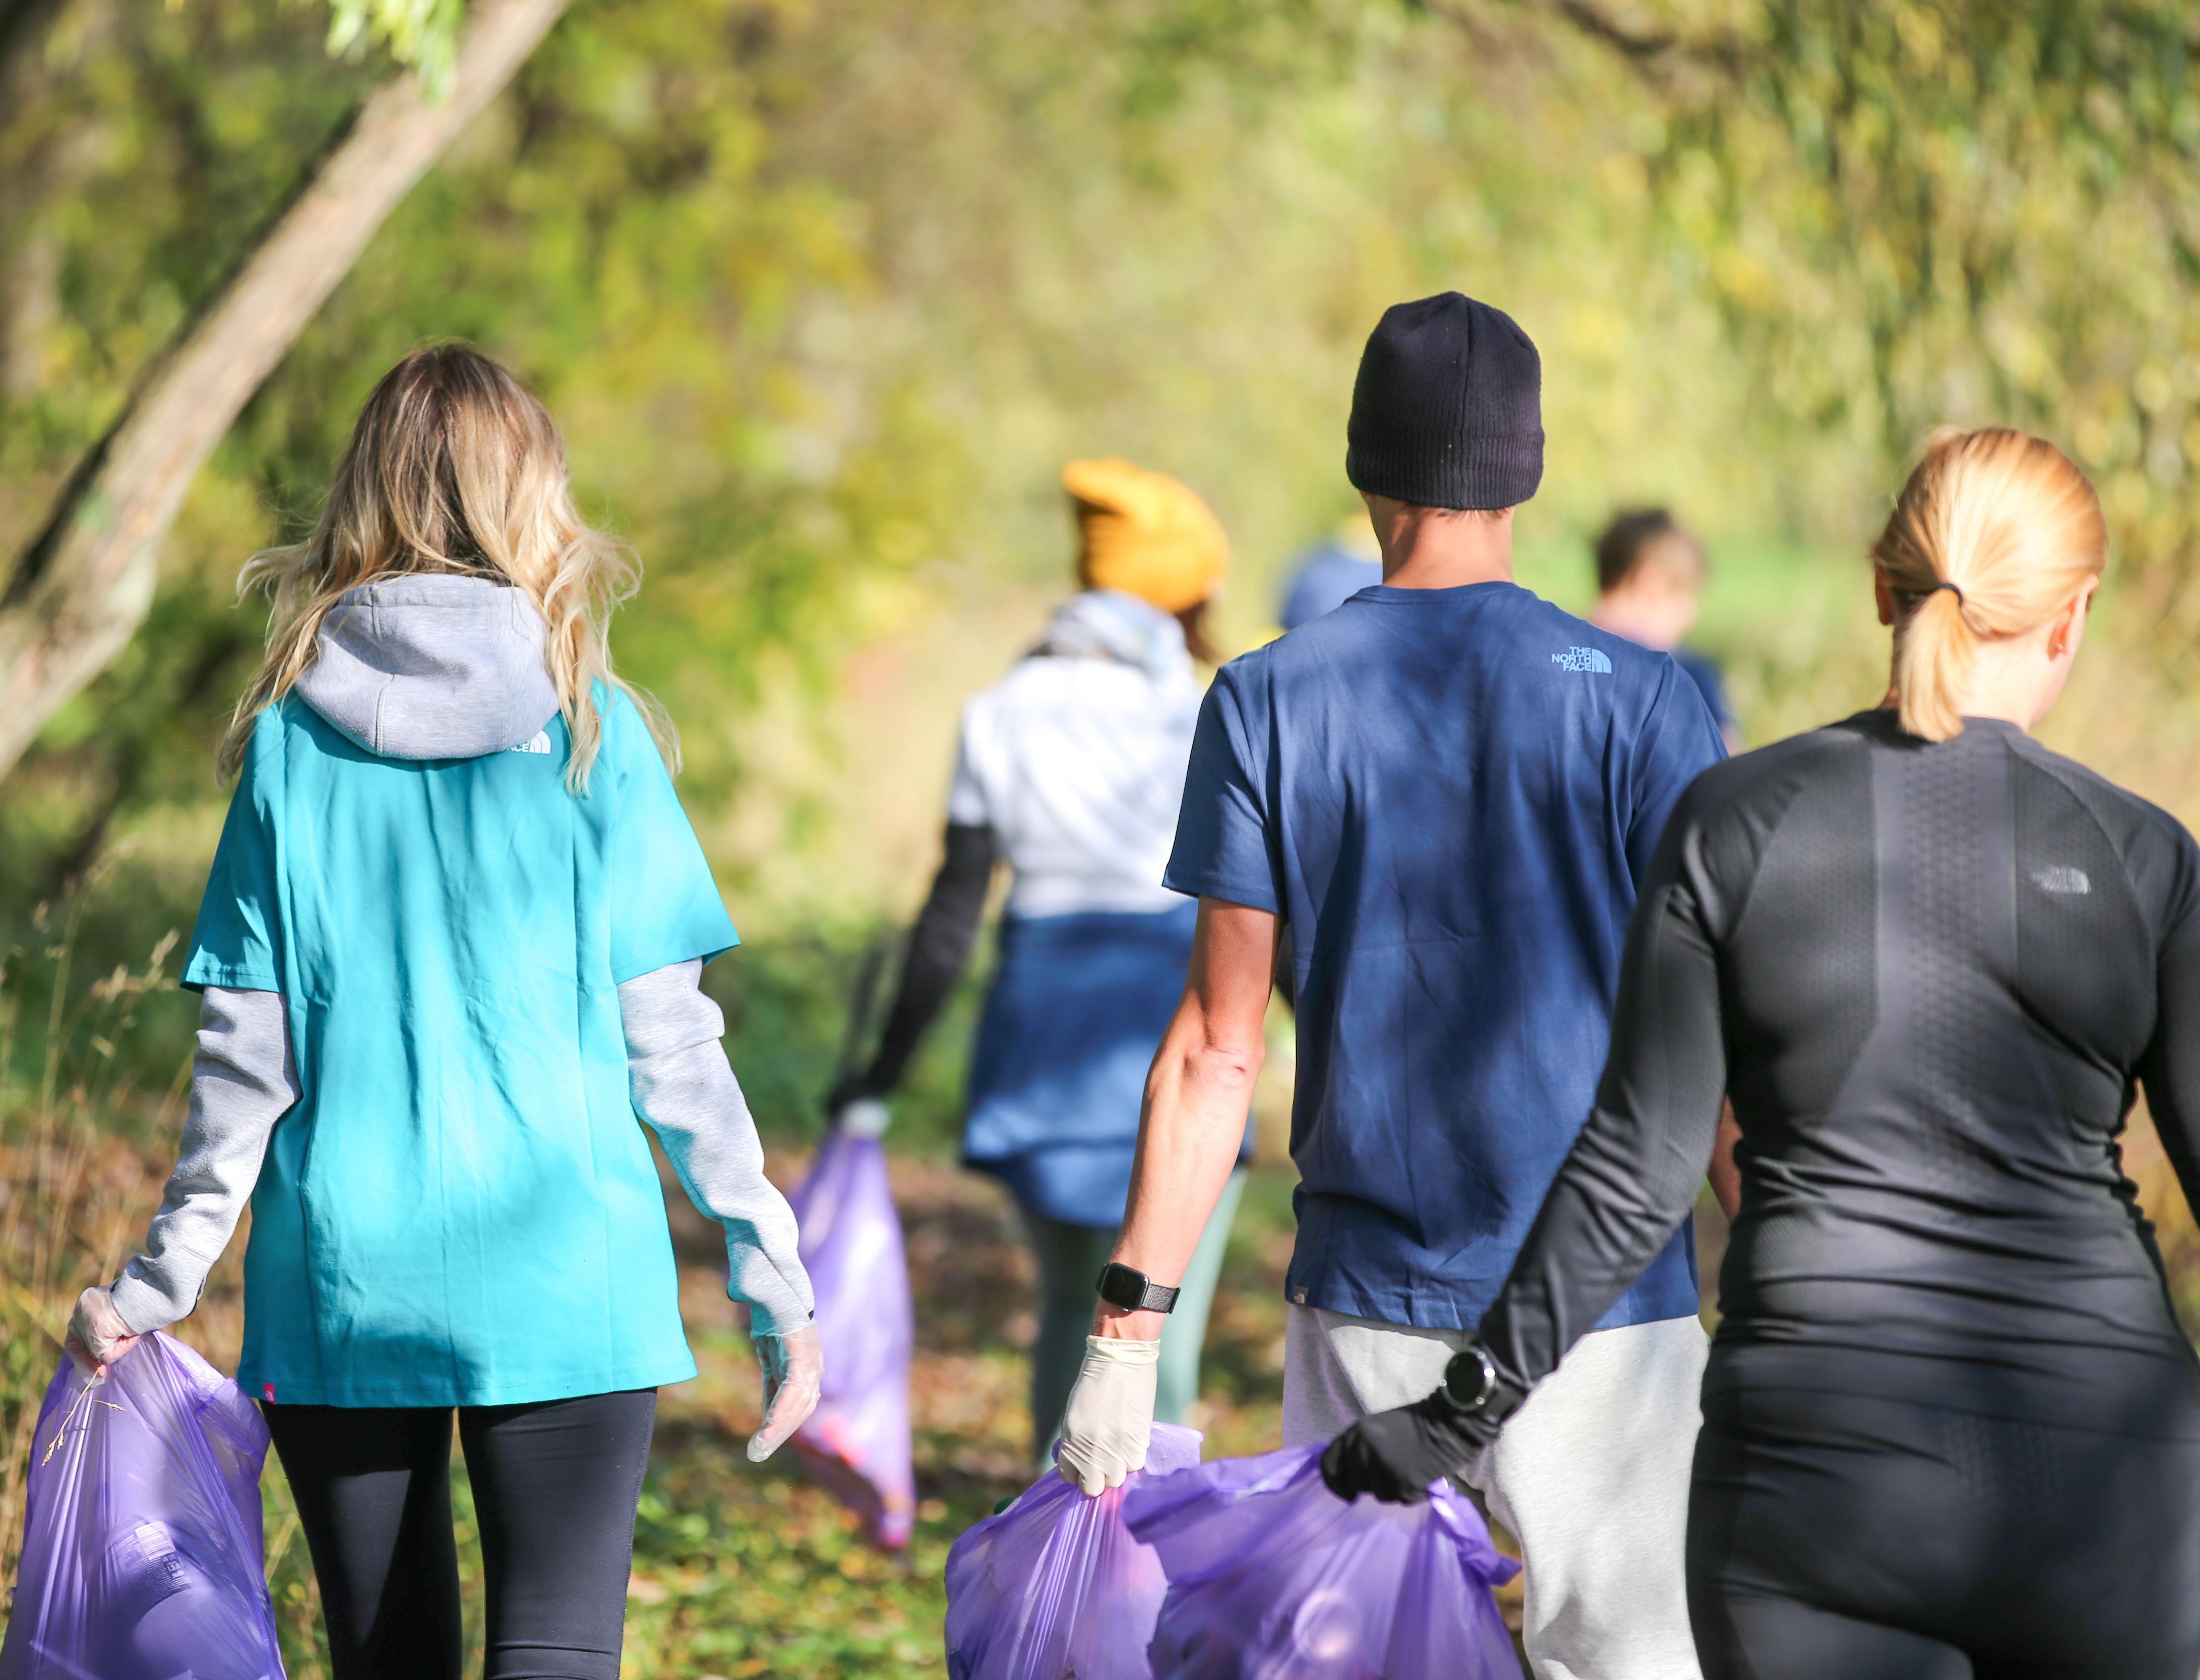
[1092,897,1276,1341]
[1098,1022,1261,1339]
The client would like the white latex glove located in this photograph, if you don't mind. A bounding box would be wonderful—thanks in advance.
[1057,1335,1160,1496]
[837,1098,891,1138]
[747,1321,823,1463]
[66,1285,141,1378]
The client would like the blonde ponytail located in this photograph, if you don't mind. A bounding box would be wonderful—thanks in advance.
[1872,428,2106,742]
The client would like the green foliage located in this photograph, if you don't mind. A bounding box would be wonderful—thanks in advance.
[325,0,466,90]
[1485,0,2200,637]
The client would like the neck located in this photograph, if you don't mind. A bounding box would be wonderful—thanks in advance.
[1371,503,1515,590]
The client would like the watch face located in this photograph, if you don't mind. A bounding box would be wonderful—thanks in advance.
[1446,1346,1493,1409]
[1096,1262,1143,1310]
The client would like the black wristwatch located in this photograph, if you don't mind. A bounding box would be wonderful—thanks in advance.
[1439,1341,1500,1414]
[1095,1261,1180,1315]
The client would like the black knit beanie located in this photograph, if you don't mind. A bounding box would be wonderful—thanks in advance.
[1345,293,1544,511]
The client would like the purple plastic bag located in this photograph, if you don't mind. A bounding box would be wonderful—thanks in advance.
[1,1332,285,1680]
[1122,1443,1521,1680]
[787,1121,916,1547]
[944,1422,1204,1680]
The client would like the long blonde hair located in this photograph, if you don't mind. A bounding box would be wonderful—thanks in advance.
[217,343,675,791]
[1872,427,2107,742]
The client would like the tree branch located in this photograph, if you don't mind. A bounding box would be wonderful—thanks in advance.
[0,0,572,782]
[1438,0,1757,84]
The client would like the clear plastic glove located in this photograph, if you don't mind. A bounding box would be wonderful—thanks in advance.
[747,1321,823,1463]
[1056,1335,1160,1496]
[65,1284,141,1379]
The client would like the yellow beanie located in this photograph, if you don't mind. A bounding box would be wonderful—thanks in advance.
[1062,458,1230,614]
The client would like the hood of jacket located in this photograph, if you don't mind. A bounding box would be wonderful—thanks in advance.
[292,574,562,760]
[1034,588,1192,685]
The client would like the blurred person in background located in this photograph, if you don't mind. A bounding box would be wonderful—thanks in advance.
[1277,522,1383,632]
[65,345,818,1680]
[1059,294,1732,1680]
[827,457,1251,1464]
[1590,509,1742,751]
[1324,430,2200,1680]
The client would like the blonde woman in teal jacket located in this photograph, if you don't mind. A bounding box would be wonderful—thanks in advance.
[67,344,819,1679]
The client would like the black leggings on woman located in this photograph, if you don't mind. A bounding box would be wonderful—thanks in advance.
[1687,1387,2200,1680]
[263,1388,656,1680]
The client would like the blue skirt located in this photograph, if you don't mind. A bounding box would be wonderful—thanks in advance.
[965,902,1247,1228]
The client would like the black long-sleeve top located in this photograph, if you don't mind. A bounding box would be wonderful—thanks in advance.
[1480,710,2200,1437]
[836,823,997,1104]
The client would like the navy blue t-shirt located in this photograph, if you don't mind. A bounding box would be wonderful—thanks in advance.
[1167,582,1726,1331]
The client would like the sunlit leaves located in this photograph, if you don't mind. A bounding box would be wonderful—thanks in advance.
[323,0,466,91]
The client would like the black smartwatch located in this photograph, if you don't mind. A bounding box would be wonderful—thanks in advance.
[1095,1261,1180,1315]
[1439,1341,1500,1414]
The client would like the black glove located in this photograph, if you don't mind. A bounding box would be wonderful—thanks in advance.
[1319,1386,1501,1506]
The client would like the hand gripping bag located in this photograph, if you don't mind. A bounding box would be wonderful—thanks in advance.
[1121,1443,1520,1680]
[788,1106,917,1547]
[1,1333,285,1680]
[944,1422,1203,1680]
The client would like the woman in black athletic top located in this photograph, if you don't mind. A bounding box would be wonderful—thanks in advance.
[1324,428,2200,1679]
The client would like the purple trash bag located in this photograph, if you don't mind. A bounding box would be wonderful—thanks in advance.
[787,1119,916,1547]
[1,1332,285,1680]
[1121,1442,1521,1680]
[944,1422,1204,1680]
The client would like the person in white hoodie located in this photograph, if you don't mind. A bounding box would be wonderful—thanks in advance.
[63,344,819,1680]
[827,458,1251,1462]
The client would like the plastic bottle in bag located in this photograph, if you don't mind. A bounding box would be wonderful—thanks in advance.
[1121,1442,1520,1680]
[1,1332,285,1680]
[944,1421,1203,1680]
[788,1101,917,1547]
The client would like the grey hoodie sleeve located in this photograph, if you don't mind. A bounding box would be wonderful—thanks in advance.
[108,987,296,1336]
[620,960,815,1337]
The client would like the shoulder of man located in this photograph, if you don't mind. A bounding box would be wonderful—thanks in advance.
[1510,595,1665,682]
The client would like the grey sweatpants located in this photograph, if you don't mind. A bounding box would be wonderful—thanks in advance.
[1284,1306,1707,1680]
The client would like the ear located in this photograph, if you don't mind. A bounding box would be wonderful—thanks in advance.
[1873,571,1897,628]
[2048,578,2101,660]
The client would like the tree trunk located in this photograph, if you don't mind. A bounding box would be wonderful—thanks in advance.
[0,0,571,782]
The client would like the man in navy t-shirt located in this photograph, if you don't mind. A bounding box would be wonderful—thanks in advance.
[1057,294,1732,1679]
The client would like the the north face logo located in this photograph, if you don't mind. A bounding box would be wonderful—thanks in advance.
[1552,647,1614,674]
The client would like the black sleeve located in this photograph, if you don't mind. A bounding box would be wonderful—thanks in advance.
[2137,838,2200,1222]
[836,822,997,1103]
[1476,805,1730,1395]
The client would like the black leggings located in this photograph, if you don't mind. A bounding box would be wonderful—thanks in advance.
[264,1389,655,1680]
[1688,1387,2200,1680]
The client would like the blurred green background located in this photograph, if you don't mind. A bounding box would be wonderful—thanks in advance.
[8,1,2200,1673]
